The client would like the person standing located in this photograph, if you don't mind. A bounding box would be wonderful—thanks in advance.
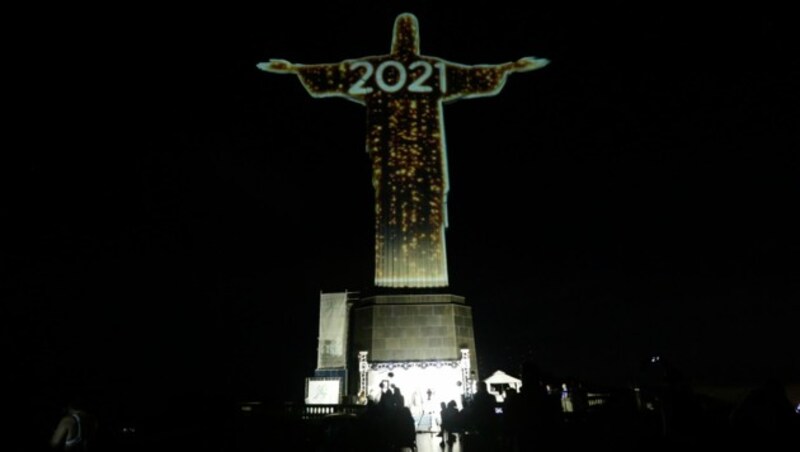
[50,398,97,451]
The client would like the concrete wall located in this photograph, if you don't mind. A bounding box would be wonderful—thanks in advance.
[350,294,478,379]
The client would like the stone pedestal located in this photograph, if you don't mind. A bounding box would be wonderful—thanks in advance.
[348,293,478,405]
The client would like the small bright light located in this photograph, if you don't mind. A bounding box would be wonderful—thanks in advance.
[650,356,661,363]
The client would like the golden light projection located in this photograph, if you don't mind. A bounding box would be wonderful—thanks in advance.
[259,13,548,288]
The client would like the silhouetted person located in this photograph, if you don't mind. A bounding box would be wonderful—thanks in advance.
[560,382,573,413]
[358,399,384,451]
[437,401,447,437]
[730,378,798,444]
[637,354,700,442]
[391,384,405,409]
[465,380,499,451]
[519,360,560,447]
[50,397,98,451]
[378,383,394,413]
[439,400,460,446]
[571,382,589,418]
[394,406,417,451]
[501,388,522,450]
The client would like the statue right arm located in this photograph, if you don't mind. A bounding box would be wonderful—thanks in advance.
[258,59,362,102]
[256,59,298,74]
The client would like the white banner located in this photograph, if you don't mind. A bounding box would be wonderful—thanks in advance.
[317,292,349,369]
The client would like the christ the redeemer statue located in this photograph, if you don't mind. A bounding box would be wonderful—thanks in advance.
[258,13,548,288]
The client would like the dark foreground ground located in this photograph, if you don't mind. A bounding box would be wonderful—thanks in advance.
[13,382,799,452]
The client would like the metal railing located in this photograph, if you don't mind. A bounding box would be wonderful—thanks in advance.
[285,404,367,420]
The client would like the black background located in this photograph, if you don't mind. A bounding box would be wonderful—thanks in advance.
[7,3,799,409]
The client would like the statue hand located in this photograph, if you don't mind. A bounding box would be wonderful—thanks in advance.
[257,59,296,74]
[513,56,550,72]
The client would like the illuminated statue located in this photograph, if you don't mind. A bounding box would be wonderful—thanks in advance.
[259,13,548,288]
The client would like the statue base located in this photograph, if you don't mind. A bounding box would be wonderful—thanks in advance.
[348,292,478,408]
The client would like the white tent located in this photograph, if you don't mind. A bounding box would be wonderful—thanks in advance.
[483,370,523,402]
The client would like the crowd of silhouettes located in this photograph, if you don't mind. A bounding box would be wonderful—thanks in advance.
[32,358,798,451]
[355,382,416,451]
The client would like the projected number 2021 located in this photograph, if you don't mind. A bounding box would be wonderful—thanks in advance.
[348,60,446,95]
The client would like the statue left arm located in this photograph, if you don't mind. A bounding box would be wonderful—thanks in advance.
[442,57,549,102]
[258,58,363,102]
[507,56,550,73]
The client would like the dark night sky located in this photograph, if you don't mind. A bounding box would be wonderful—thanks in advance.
[7,3,799,407]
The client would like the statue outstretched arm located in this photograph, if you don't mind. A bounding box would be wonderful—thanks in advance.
[257,58,361,102]
[504,56,550,73]
[257,59,298,74]
[442,56,549,102]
